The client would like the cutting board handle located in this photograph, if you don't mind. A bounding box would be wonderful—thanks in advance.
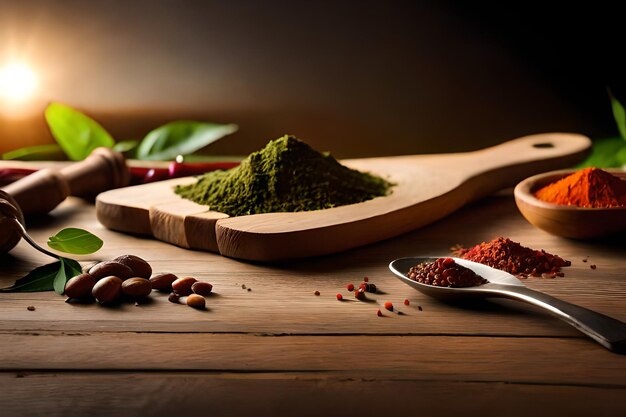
[458,132,591,193]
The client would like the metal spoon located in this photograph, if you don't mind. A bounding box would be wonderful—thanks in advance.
[389,257,626,354]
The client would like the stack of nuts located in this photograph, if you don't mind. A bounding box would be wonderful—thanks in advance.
[64,254,212,309]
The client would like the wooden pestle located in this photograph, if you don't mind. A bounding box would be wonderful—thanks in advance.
[0,147,129,254]
[1,147,130,216]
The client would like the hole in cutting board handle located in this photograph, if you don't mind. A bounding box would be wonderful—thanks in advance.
[532,142,555,149]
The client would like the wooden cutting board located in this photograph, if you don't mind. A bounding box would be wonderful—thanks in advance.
[96,133,590,261]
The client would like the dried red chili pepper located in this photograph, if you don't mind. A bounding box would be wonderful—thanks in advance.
[454,237,570,278]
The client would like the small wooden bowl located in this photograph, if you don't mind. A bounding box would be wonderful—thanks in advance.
[514,169,626,239]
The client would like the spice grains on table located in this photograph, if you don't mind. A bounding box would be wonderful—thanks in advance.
[0,195,625,417]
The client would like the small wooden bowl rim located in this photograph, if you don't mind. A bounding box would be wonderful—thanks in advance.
[514,169,626,212]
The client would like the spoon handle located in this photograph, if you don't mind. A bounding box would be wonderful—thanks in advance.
[490,284,626,353]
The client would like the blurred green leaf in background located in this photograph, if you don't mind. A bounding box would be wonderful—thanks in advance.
[45,102,115,160]
[578,89,626,168]
[2,103,237,162]
[136,121,238,161]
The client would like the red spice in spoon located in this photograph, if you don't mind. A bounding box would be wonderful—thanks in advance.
[407,257,487,288]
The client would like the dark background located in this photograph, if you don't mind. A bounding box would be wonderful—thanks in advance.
[0,0,624,157]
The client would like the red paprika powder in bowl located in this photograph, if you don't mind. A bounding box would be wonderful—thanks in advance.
[514,168,626,239]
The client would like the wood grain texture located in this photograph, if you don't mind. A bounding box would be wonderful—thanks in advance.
[3,332,626,386]
[96,133,591,261]
[2,373,624,417]
[1,193,625,416]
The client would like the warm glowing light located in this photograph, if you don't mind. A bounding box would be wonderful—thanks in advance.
[0,62,38,102]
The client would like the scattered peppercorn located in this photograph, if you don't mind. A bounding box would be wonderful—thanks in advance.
[407,257,488,287]
[346,283,355,291]
[384,301,393,311]
[363,277,369,282]
[247,288,252,291]
[418,306,423,311]
[377,309,383,317]
[453,237,570,277]
[354,288,366,300]
[582,258,588,263]
[590,264,597,270]
[404,299,410,306]
[241,284,247,289]
[26,306,35,311]
[314,290,320,296]
[336,293,343,301]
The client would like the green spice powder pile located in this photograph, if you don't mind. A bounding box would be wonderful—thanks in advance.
[175,135,392,216]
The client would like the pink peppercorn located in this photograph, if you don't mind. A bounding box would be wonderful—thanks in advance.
[377,309,383,317]
[404,299,410,306]
[384,301,393,311]
[346,283,354,291]
[336,293,343,301]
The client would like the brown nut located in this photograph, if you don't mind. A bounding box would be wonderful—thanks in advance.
[92,276,123,304]
[64,273,97,299]
[81,261,98,274]
[171,276,197,296]
[191,281,213,296]
[150,273,179,292]
[186,294,205,309]
[89,261,134,281]
[113,255,152,279]
[122,277,152,298]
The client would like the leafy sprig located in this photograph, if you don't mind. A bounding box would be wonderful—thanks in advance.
[2,103,237,162]
[0,226,102,294]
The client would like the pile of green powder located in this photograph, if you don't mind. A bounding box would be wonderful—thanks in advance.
[174,135,392,216]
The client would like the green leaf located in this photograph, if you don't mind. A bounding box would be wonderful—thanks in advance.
[113,140,139,155]
[47,228,103,255]
[0,262,59,292]
[2,144,67,161]
[45,102,115,161]
[577,137,626,168]
[616,146,626,165]
[608,89,626,141]
[136,121,238,161]
[53,258,82,294]
[0,258,79,293]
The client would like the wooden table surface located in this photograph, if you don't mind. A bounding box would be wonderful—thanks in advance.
[1,193,625,416]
